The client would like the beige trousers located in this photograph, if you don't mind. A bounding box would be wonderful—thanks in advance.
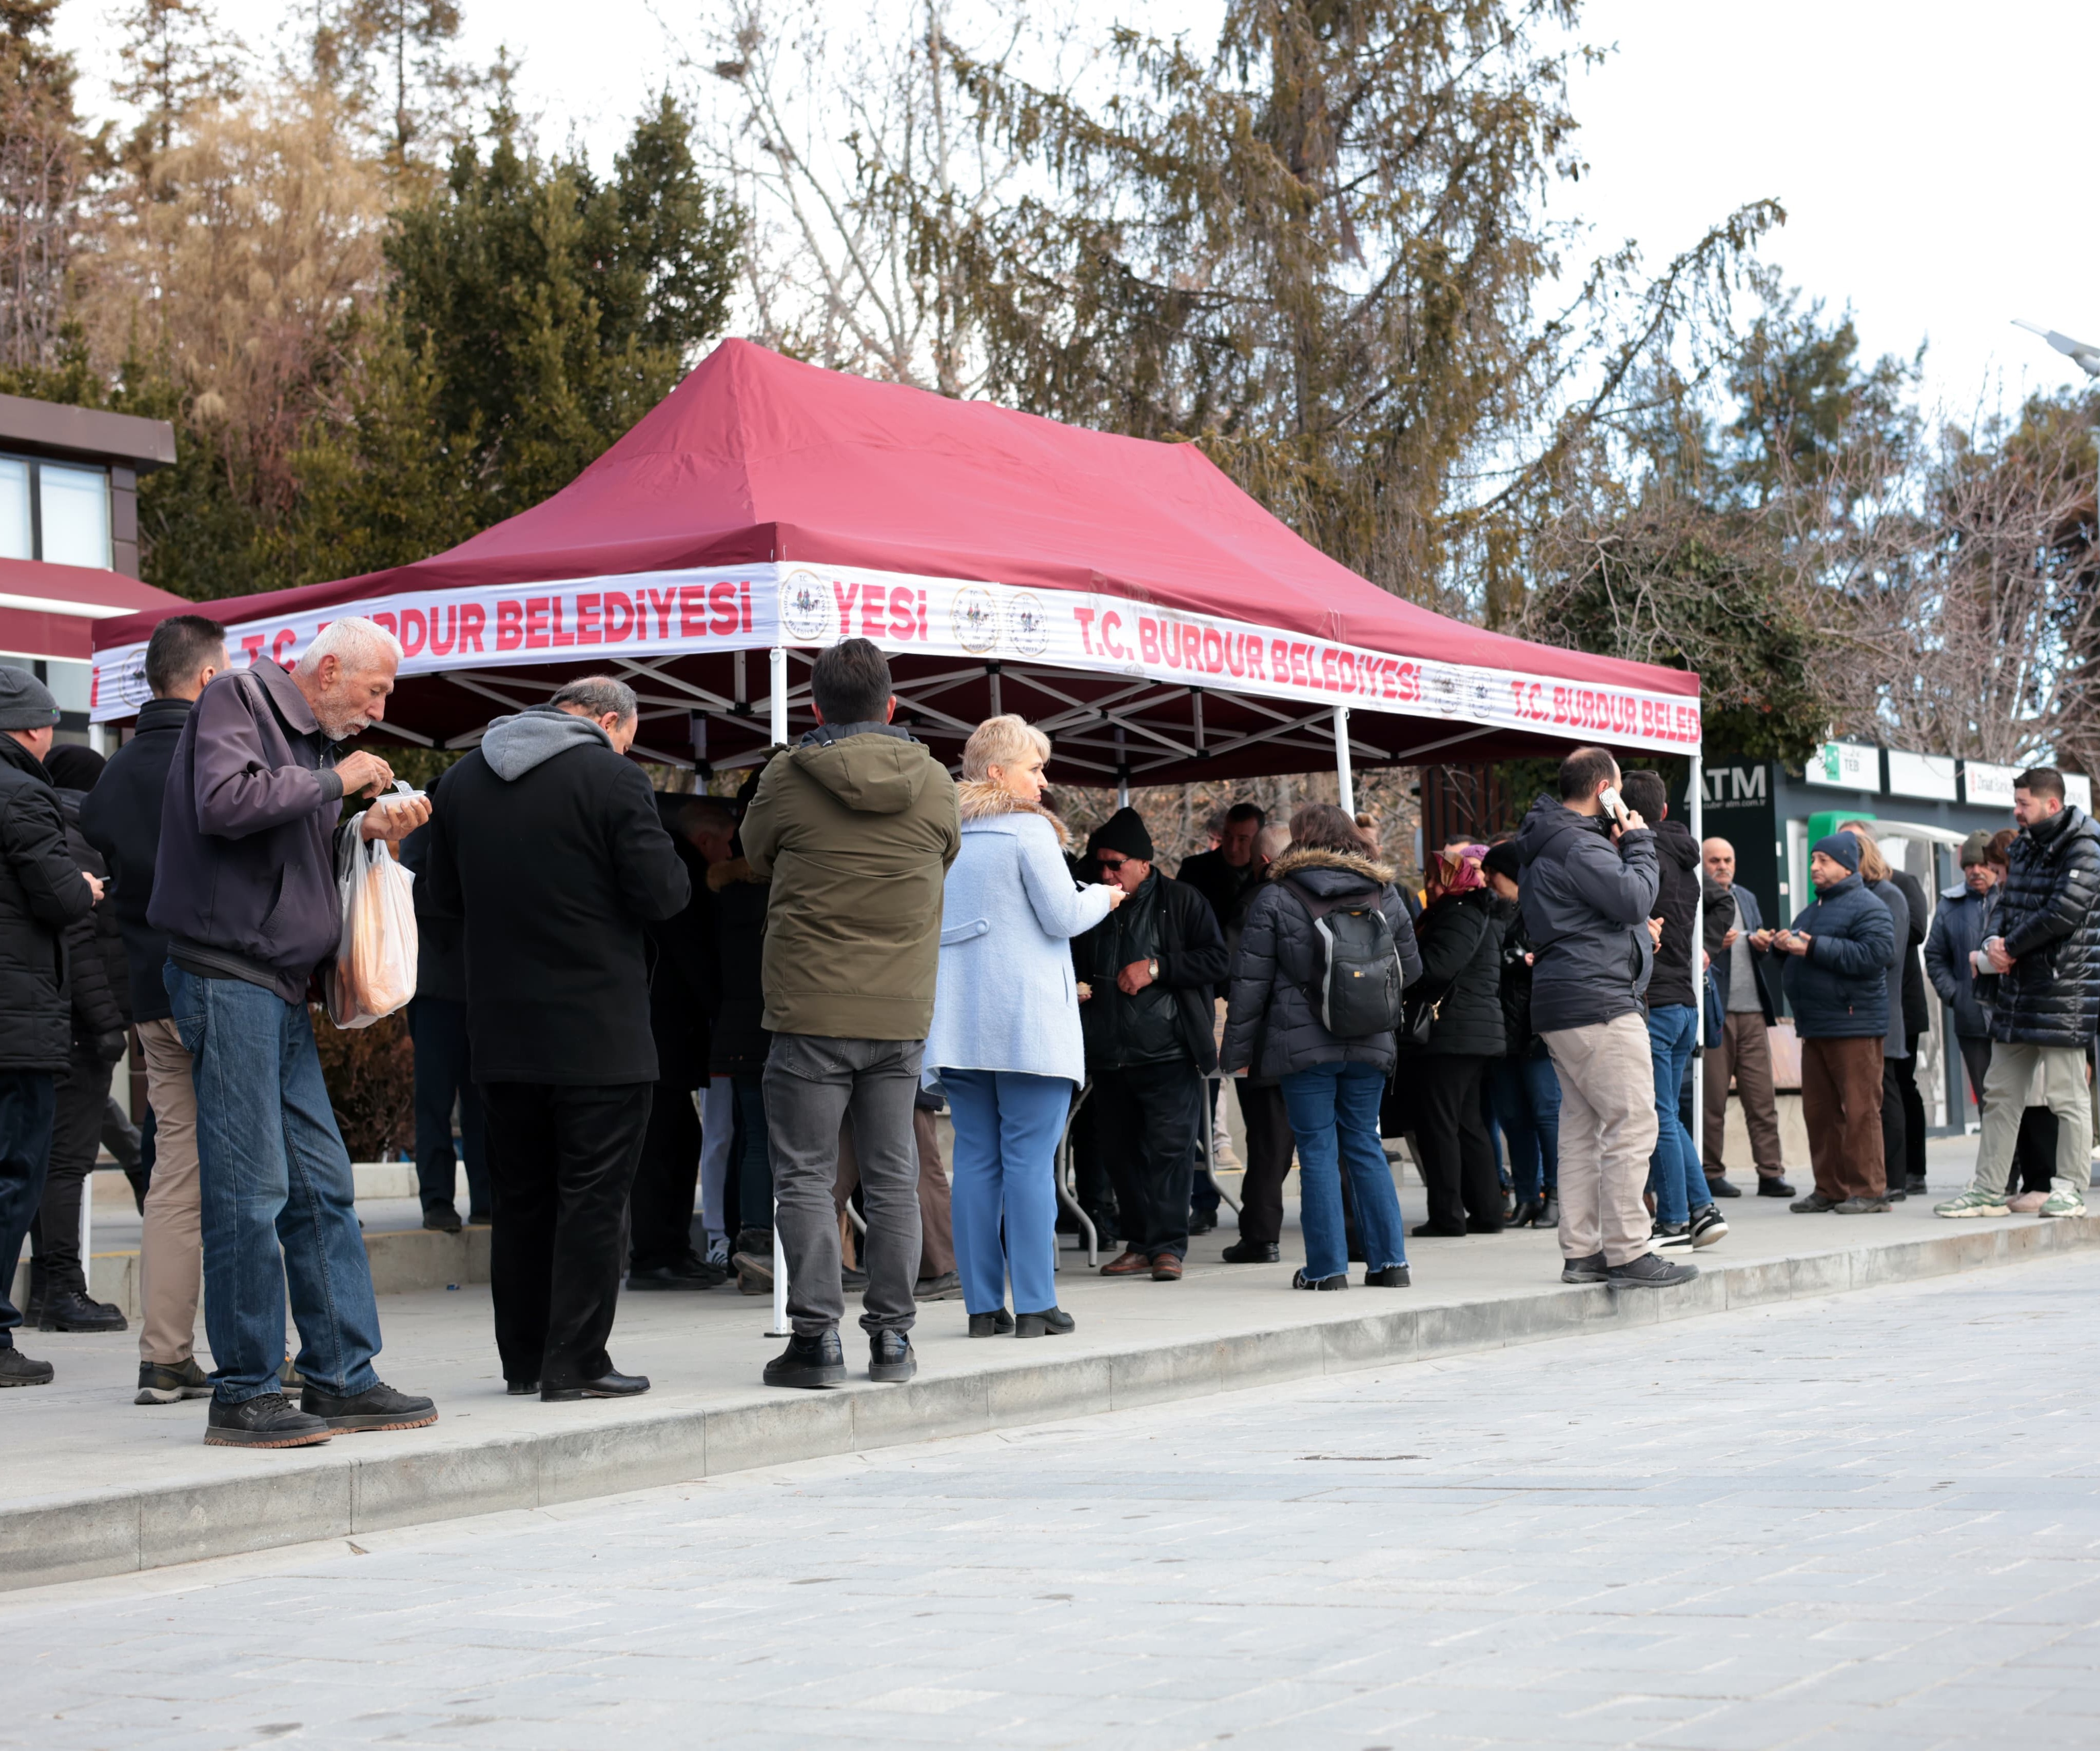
[136,1018,203,1366]
[1543,1013,1660,1267]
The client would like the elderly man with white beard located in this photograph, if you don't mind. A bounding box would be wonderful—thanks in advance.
[151,617,437,1450]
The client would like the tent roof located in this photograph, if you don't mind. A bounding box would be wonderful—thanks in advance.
[0,559,187,665]
[95,340,1690,699]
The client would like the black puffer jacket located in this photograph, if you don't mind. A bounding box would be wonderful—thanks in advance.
[1990,804,2100,1048]
[1646,817,1700,1010]
[0,733,92,1071]
[1220,848,1422,1079]
[56,788,128,1049]
[1405,887,1506,1058]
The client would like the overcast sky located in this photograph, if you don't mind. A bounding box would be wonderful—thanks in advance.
[52,0,2100,424]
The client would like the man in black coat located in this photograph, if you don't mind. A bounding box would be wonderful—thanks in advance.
[426,676,690,1399]
[1622,771,1723,1251]
[0,666,96,1387]
[624,794,723,1290]
[1175,801,1265,1235]
[78,613,225,1405]
[399,822,489,1233]
[1073,807,1228,1281]
[28,743,131,1335]
[1937,766,2100,1221]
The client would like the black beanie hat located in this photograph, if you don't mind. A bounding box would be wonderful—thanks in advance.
[1482,840,1522,883]
[1088,806,1154,863]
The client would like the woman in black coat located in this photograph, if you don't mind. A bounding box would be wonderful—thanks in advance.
[1397,844,1507,1236]
[1220,804,1422,1289]
[29,744,130,1332]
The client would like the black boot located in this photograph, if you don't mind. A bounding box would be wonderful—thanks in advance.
[763,1329,845,1389]
[1014,1307,1075,1337]
[968,1309,1014,1337]
[40,1288,127,1333]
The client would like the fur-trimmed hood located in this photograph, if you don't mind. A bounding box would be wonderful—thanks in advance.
[706,855,767,892]
[1267,845,1395,887]
[955,779,1071,845]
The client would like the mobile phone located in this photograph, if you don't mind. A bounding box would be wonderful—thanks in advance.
[1599,785,1629,823]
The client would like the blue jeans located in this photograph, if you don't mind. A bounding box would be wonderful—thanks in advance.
[1488,1047,1561,1202]
[943,1069,1071,1315]
[1281,1061,1405,1279]
[1645,1004,1704,1225]
[0,1070,55,1349]
[167,964,383,1404]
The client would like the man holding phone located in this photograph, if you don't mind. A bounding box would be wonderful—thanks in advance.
[1512,746,1695,1289]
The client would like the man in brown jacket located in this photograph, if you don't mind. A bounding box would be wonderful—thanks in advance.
[742,638,958,1390]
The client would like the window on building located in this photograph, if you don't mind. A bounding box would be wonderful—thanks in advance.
[0,458,29,561]
[0,454,113,569]
[36,463,110,568]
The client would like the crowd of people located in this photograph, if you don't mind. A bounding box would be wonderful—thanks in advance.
[0,619,2093,1442]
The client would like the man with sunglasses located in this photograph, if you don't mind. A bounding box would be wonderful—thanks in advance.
[1073,808,1228,1281]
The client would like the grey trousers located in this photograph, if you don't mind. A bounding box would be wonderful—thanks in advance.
[1542,1013,1659,1268]
[1970,1041,2091,1201]
[764,1033,924,1337]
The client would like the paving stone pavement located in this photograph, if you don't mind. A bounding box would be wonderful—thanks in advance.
[10,1248,2100,1751]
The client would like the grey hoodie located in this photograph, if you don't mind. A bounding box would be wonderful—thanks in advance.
[1513,792,1658,1034]
[481,707,612,780]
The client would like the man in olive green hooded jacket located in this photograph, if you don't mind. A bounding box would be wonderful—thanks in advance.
[742,638,960,1389]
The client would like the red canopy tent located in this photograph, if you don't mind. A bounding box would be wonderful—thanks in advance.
[2,557,188,667]
[91,339,1700,798]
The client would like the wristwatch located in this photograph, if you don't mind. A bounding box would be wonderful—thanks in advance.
[1148,958,1160,980]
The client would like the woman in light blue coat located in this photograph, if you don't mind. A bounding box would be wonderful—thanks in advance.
[925,716,1122,1336]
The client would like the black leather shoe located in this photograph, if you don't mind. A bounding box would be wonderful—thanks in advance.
[541,1370,649,1401]
[1906,1174,1929,1195]
[869,1329,916,1383]
[40,1288,126,1332]
[1221,1239,1279,1263]
[763,1329,846,1389]
[1363,1265,1411,1287]
[1509,1198,1542,1228]
[0,1347,54,1387]
[968,1310,1014,1337]
[627,1254,727,1290]
[1015,1307,1075,1337]
[301,1381,439,1431]
[422,1204,463,1233]
[1533,1195,1559,1229]
[1758,1177,1797,1198]
[205,1391,332,1448]
[1464,1216,1504,1234]
[505,1379,540,1395]
[1188,1209,1219,1235]
[1410,1221,1466,1238]
[1705,1176,1742,1199]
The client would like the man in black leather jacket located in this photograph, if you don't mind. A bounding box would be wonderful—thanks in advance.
[1937,768,2100,1221]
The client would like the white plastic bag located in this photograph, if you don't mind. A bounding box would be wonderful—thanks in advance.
[325,808,419,1029]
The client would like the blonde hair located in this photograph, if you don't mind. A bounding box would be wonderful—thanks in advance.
[1837,819,1891,884]
[961,713,1050,783]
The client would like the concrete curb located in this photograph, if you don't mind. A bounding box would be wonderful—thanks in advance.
[6,1215,2093,1592]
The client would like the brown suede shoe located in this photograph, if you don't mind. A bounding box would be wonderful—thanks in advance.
[1100,1248,1152,1276]
[1150,1254,1183,1282]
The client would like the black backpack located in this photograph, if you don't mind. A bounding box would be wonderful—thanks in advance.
[1286,880,1404,1039]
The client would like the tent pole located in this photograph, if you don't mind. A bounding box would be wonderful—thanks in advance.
[768,644,790,1338]
[1115,724,1129,809]
[1689,750,1705,1183]
[986,662,1001,718]
[1333,706,1355,816]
